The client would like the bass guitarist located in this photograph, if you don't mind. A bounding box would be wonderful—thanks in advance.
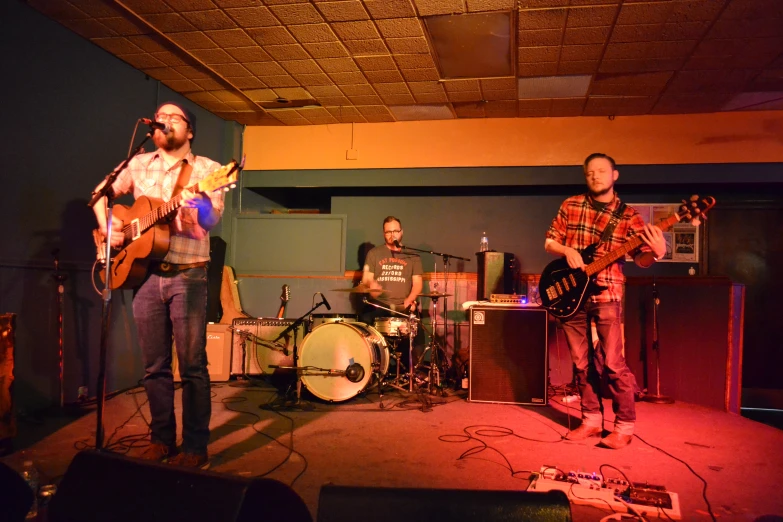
[544,152,666,449]
[92,102,224,468]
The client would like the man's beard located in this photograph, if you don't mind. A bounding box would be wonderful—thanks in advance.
[589,185,612,199]
[154,131,188,151]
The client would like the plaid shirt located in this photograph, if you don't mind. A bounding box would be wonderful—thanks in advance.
[546,192,649,302]
[111,151,224,264]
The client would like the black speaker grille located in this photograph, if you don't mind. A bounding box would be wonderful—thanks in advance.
[469,307,548,405]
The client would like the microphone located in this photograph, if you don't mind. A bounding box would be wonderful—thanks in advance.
[320,293,331,310]
[393,240,402,248]
[140,118,170,134]
[344,363,365,383]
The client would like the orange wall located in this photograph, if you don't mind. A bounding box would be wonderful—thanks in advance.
[243,111,783,170]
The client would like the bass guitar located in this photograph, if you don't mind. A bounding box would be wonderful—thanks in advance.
[539,195,715,319]
[95,159,243,290]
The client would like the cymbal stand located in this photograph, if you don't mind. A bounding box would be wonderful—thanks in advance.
[363,298,418,393]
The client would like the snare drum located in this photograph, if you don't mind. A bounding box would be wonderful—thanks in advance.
[373,317,414,338]
[297,322,389,402]
[309,313,358,330]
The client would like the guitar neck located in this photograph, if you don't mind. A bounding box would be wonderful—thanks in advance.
[585,212,680,276]
[131,180,205,238]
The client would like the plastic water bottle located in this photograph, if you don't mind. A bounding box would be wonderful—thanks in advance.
[21,460,39,519]
[479,232,489,252]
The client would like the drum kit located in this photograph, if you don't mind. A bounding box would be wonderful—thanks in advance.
[264,284,453,404]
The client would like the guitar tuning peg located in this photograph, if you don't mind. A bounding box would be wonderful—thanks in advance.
[224,187,230,192]
[230,183,236,189]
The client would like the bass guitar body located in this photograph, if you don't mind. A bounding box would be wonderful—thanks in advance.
[539,243,604,319]
[103,196,170,290]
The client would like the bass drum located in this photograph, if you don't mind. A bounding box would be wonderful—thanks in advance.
[297,322,388,402]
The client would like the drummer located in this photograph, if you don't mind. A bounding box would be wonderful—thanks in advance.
[360,216,424,369]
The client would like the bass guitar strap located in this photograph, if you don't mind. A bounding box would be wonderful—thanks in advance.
[598,202,627,244]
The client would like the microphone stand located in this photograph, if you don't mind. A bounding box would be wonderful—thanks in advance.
[273,300,326,402]
[52,249,67,409]
[87,133,154,450]
[643,277,674,404]
[397,244,470,390]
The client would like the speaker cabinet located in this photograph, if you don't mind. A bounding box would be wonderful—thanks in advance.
[477,252,515,300]
[0,460,34,522]
[173,323,232,382]
[48,450,312,522]
[469,306,548,405]
[318,485,570,522]
[230,318,303,376]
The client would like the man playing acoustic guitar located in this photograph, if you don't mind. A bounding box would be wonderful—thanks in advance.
[544,153,666,449]
[92,102,224,467]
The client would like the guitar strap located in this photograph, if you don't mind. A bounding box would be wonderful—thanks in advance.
[598,202,627,244]
[171,160,192,199]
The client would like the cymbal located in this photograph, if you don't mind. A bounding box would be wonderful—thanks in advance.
[418,292,453,298]
[332,285,386,295]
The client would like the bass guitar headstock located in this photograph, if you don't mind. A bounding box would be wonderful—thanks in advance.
[678,195,716,226]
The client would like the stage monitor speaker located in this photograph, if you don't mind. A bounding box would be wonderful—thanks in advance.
[230,318,303,376]
[477,252,515,301]
[469,306,548,405]
[317,484,571,522]
[173,323,232,382]
[0,460,34,522]
[48,450,312,522]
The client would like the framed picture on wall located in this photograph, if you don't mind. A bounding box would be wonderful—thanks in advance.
[626,203,699,263]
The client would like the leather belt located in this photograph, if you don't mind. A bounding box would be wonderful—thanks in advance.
[150,261,208,273]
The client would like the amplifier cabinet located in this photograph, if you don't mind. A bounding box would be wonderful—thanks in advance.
[469,306,548,406]
[230,318,303,376]
[173,323,232,382]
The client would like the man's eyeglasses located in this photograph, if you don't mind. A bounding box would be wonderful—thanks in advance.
[384,230,401,235]
[155,113,189,124]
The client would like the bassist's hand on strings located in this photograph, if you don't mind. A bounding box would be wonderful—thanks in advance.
[564,246,586,270]
[640,223,667,259]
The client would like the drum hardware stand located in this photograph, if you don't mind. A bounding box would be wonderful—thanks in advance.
[363,298,419,394]
[643,277,674,404]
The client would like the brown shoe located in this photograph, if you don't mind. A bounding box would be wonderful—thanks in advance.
[168,452,209,469]
[138,442,177,462]
[600,431,633,449]
[565,424,603,440]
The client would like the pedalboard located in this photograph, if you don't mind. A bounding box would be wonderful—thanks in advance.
[529,466,681,520]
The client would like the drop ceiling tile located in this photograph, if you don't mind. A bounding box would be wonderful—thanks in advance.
[224,7,278,28]
[349,94,383,105]
[389,103,454,120]
[319,95,352,105]
[211,63,252,76]
[265,44,310,60]
[591,71,673,96]
[150,51,189,66]
[453,102,485,118]
[179,10,237,31]
[550,97,585,116]
[518,74,591,99]
[400,68,440,81]
[342,39,389,55]
[481,89,516,101]
[376,18,424,38]
[318,57,361,73]
[517,62,559,77]
[363,0,416,19]
[518,99,551,111]
[412,0,464,17]
[245,88,279,101]
[205,28,257,47]
[364,69,406,83]
[281,60,324,75]
[660,21,710,41]
[262,75,300,88]
[326,106,367,122]
[609,24,663,44]
[407,81,445,94]
[518,29,562,47]
[271,112,311,125]
[246,60,286,76]
[669,1,724,23]
[289,23,339,43]
[385,37,430,54]
[443,79,481,92]
[721,0,781,20]
[567,5,618,28]
[584,95,657,116]
[363,112,396,122]
[118,53,166,69]
[666,69,759,94]
[270,3,324,24]
[303,41,350,58]
[246,26,296,45]
[162,78,203,92]
[78,0,138,17]
[653,93,731,114]
[302,112,341,125]
[332,21,381,40]
[355,55,397,71]
[185,91,221,103]
[192,48,237,64]
[25,0,90,18]
[599,57,687,74]
[616,3,673,25]
[127,35,172,53]
[394,54,437,70]
[447,91,483,102]
[413,91,449,103]
[192,78,225,90]
[747,69,783,91]
[329,71,368,83]
[226,76,266,89]
[164,0,219,12]
[97,17,149,36]
[136,12,193,32]
[708,17,783,39]
[316,1,370,22]
[558,60,600,75]
[466,0,515,11]
[561,44,604,61]
[372,82,411,95]
[307,85,342,97]
[275,87,313,99]
[381,93,417,104]
[480,77,515,90]
[517,46,560,64]
[225,46,272,62]
[294,72,336,85]
[142,66,186,81]
[225,99,260,111]
[93,37,145,55]
[517,8,567,31]
[563,26,612,45]
[168,31,219,49]
[340,83,377,96]
[484,100,518,118]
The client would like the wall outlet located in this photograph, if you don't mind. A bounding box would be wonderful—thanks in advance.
[346,148,358,160]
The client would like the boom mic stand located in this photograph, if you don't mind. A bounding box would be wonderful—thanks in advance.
[87,132,154,450]
[643,277,674,404]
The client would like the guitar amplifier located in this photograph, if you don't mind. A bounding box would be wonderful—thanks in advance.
[173,323,232,382]
[230,318,303,376]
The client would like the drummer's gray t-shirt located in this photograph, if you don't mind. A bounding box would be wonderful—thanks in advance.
[363,245,423,306]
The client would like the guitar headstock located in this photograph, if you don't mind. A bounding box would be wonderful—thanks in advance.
[677,195,716,226]
[280,284,290,303]
[198,157,244,194]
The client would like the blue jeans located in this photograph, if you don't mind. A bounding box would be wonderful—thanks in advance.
[133,266,211,454]
[559,301,636,434]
